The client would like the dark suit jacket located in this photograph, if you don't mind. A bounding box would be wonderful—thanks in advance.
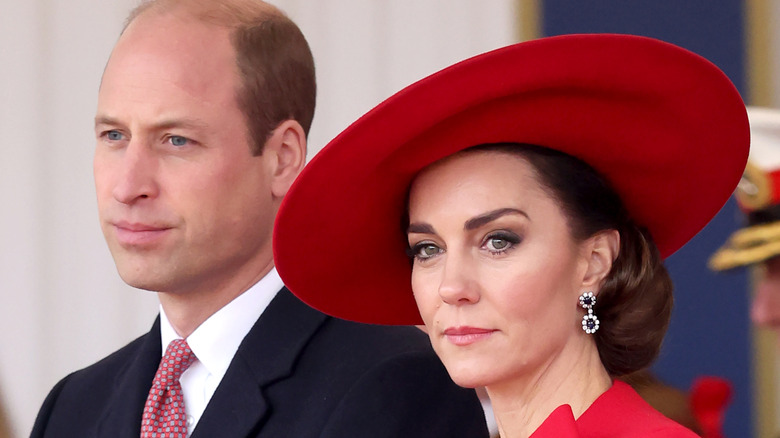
[31,288,489,437]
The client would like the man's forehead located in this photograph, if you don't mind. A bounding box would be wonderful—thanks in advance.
[98,11,240,119]
[103,12,236,87]
[117,10,230,56]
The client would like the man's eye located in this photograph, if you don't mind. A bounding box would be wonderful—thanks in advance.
[106,130,124,141]
[169,136,188,146]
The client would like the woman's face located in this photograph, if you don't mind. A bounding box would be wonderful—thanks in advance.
[407,150,597,389]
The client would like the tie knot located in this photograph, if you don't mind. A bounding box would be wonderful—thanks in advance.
[155,339,197,388]
[142,339,196,437]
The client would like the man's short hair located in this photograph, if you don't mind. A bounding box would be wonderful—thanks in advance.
[125,0,316,155]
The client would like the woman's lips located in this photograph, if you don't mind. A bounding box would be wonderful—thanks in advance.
[113,222,171,247]
[443,326,497,346]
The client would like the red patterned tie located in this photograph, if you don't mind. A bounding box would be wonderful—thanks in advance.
[141,339,197,438]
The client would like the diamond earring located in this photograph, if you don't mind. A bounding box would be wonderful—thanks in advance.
[579,292,600,334]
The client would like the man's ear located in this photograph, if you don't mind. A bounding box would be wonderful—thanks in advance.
[581,229,620,293]
[264,119,307,199]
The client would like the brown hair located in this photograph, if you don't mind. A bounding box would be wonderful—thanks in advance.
[124,0,316,155]
[471,143,673,376]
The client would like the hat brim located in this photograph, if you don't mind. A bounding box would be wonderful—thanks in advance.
[274,34,749,325]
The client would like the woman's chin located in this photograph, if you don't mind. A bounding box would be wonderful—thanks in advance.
[443,362,495,389]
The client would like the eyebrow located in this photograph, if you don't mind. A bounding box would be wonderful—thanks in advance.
[406,208,528,235]
[464,208,528,231]
[94,115,122,128]
[407,222,436,234]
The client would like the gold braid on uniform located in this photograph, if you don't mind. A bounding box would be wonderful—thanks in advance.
[709,222,780,270]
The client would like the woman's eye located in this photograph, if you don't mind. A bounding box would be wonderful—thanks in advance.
[419,245,440,257]
[169,135,189,147]
[483,232,520,253]
[486,238,510,251]
[408,242,442,260]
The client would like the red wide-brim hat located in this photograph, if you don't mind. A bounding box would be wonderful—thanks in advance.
[274,34,750,325]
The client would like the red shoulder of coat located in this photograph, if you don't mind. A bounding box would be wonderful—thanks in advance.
[530,404,578,438]
[530,381,699,437]
[577,380,699,437]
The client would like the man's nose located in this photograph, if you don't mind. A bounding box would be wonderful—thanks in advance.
[111,141,159,204]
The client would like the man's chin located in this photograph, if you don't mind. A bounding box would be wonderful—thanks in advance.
[119,277,165,293]
[115,265,171,293]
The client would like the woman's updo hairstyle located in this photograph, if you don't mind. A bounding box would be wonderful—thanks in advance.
[470,143,673,376]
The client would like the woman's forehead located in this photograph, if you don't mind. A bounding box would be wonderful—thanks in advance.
[408,151,557,217]
[411,149,536,192]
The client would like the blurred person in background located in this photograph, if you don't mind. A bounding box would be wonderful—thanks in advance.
[711,106,780,338]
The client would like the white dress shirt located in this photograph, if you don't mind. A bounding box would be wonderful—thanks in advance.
[158,268,284,437]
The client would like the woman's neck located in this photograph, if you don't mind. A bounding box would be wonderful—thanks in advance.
[487,339,612,438]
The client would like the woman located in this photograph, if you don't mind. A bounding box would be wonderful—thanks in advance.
[273,34,749,437]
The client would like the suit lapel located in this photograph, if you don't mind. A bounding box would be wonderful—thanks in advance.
[191,288,327,438]
[95,317,162,438]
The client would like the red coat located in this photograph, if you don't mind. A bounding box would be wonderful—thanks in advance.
[531,381,699,437]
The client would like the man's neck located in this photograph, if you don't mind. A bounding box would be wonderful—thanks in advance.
[158,261,275,338]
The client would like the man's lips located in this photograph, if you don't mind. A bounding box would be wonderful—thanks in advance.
[112,221,172,246]
[442,326,497,346]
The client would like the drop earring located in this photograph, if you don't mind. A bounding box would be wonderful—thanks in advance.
[579,292,600,334]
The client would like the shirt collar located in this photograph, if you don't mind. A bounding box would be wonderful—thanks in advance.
[159,267,284,380]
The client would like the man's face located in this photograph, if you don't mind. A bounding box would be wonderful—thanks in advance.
[752,256,780,337]
[94,12,277,297]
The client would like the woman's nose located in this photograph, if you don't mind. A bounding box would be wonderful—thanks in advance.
[437,253,480,306]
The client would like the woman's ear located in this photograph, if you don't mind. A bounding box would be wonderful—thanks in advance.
[582,229,620,293]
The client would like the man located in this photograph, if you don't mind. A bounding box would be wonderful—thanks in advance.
[31,1,488,437]
[710,106,780,335]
